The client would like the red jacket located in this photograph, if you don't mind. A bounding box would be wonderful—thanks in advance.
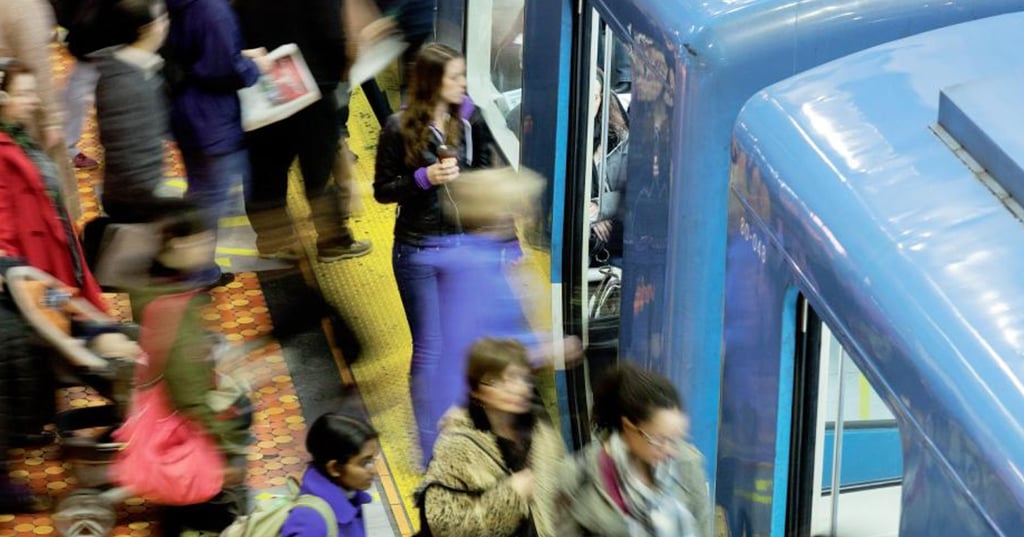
[0,132,106,310]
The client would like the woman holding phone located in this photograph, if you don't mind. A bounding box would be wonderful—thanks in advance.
[372,43,500,462]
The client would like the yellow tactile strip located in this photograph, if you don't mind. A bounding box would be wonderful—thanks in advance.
[289,82,558,533]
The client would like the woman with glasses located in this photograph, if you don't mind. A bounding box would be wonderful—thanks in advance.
[281,413,380,537]
[557,363,711,537]
[418,338,565,537]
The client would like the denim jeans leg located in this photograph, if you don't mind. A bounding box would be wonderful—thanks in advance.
[183,149,252,232]
[393,241,445,461]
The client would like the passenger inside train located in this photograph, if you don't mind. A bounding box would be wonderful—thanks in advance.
[5,0,1024,535]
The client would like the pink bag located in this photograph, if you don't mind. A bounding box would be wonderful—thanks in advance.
[110,291,225,505]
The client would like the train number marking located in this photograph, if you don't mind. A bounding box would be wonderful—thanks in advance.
[739,216,768,264]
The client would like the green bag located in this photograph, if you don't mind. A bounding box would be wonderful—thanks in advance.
[219,477,337,537]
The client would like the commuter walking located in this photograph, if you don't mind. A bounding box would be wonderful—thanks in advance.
[556,363,711,537]
[164,0,266,231]
[372,42,498,459]
[54,0,119,170]
[234,0,371,263]
[0,0,82,220]
[418,338,564,537]
[93,0,174,223]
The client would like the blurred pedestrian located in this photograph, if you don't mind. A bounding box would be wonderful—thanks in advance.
[281,413,380,537]
[0,59,104,308]
[164,0,266,231]
[54,0,119,170]
[234,0,371,263]
[0,0,82,220]
[418,338,564,537]
[556,363,711,537]
[93,0,174,223]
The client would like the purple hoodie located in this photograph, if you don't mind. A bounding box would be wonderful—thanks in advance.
[280,466,373,537]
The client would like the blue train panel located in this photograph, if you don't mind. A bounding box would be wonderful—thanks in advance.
[722,11,1024,537]
[582,0,1024,473]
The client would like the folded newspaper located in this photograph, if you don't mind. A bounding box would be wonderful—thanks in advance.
[239,44,322,131]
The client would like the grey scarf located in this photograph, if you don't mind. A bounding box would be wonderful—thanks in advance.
[607,433,696,537]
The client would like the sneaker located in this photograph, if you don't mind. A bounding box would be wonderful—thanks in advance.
[258,247,302,262]
[72,152,99,169]
[318,239,372,262]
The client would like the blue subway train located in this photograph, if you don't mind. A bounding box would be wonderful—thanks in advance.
[719,11,1024,536]
[433,0,1024,535]
[436,0,1024,464]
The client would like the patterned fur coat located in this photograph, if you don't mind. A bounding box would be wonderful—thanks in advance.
[420,407,565,537]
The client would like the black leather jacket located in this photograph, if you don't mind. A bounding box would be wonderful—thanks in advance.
[373,102,495,246]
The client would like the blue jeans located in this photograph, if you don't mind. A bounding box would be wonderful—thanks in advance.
[183,149,251,232]
[394,235,528,462]
[393,239,447,461]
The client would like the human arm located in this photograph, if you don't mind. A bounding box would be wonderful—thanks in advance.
[187,1,262,92]
[423,435,530,537]
[677,443,713,537]
[467,106,496,170]
[373,115,430,203]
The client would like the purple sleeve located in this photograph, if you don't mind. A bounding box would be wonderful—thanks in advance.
[280,506,330,537]
[414,167,432,190]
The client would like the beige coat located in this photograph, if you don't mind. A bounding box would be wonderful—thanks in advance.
[555,439,712,537]
[420,407,566,537]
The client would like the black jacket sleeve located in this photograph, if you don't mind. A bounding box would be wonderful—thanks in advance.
[374,115,427,204]
[468,107,496,170]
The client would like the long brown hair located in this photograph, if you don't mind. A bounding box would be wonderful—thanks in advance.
[400,43,464,167]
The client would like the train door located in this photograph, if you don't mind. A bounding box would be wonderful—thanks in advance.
[562,3,635,448]
[786,297,903,537]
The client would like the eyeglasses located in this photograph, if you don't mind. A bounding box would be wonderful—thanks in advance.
[481,373,533,389]
[626,421,686,451]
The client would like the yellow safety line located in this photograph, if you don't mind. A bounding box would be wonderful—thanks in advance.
[215,246,260,256]
[219,215,251,228]
[859,374,871,420]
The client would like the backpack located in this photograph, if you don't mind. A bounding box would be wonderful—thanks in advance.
[219,477,338,537]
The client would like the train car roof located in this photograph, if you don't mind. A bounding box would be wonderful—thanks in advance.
[732,10,1024,515]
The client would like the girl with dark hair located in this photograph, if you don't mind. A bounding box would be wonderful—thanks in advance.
[373,43,504,460]
[281,413,380,537]
[557,363,711,537]
[418,338,565,537]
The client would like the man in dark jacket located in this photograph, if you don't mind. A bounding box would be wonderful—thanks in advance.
[234,0,371,263]
[164,0,264,233]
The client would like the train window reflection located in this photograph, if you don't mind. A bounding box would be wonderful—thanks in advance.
[809,322,902,537]
[464,0,524,166]
[581,11,632,388]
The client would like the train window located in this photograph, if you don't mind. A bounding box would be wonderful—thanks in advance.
[464,0,524,167]
[579,9,633,398]
[799,317,903,537]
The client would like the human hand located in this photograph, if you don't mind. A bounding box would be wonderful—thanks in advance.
[509,469,534,499]
[242,47,272,73]
[427,160,460,186]
[592,220,612,242]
